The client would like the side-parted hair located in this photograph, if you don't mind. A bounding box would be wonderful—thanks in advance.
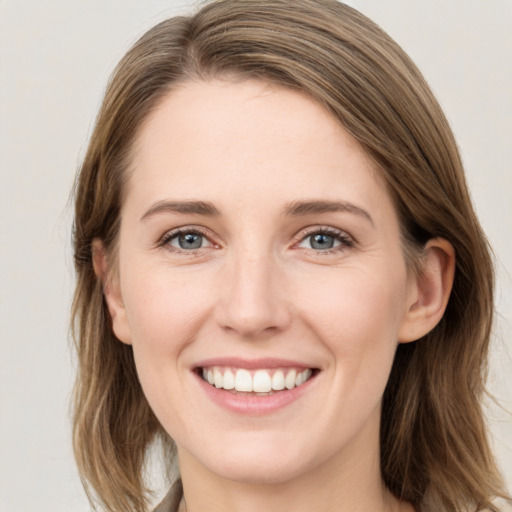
[71,1,509,511]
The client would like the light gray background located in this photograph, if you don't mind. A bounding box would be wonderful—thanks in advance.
[1,1,511,510]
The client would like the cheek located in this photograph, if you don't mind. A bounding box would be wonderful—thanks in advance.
[297,263,406,334]
[293,264,407,380]
[121,263,214,357]
[119,265,214,427]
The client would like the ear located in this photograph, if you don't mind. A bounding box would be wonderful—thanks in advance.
[398,238,455,343]
[92,239,132,345]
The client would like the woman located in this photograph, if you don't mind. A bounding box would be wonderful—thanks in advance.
[71,1,510,511]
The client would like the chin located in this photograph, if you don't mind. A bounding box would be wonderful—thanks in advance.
[211,457,310,486]
[194,436,322,486]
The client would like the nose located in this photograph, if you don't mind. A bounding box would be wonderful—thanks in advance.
[215,250,291,339]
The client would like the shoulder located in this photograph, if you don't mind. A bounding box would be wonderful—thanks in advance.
[153,480,183,512]
[419,498,512,512]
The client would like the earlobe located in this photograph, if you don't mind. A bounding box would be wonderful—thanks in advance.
[91,239,132,345]
[398,238,455,343]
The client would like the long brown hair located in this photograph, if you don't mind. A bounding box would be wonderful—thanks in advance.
[71,1,509,511]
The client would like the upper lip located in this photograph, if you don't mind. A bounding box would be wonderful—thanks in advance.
[194,357,318,371]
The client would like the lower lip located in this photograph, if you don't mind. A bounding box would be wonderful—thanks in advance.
[193,371,317,416]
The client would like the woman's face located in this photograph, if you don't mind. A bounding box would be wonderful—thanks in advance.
[108,79,419,485]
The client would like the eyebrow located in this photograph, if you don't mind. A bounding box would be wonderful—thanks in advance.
[140,200,221,221]
[140,199,374,226]
[284,200,374,226]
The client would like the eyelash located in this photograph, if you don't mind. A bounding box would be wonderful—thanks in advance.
[159,227,214,254]
[158,226,355,255]
[294,227,355,255]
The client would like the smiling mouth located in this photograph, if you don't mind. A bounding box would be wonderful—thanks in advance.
[197,366,318,395]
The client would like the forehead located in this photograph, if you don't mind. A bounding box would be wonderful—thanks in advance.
[126,79,393,221]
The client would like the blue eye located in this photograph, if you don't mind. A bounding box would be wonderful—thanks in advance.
[165,231,210,250]
[297,229,352,252]
[309,233,338,250]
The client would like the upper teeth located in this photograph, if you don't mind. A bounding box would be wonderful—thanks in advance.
[202,367,313,393]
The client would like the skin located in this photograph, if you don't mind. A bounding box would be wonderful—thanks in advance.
[95,79,454,512]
